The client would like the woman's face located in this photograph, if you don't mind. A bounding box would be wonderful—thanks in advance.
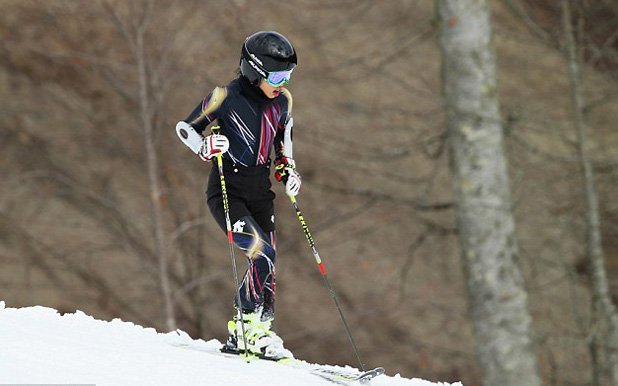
[258,79,283,99]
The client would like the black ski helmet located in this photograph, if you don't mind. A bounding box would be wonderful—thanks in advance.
[240,31,297,85]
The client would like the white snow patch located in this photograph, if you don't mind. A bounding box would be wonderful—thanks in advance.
[0,303,463,386]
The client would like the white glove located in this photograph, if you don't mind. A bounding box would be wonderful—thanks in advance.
[275,157,302,196]
[199,134,229,161]
[285,168,302,197]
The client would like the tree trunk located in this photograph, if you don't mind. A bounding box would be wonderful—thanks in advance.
[436,1,541,385]
[561,1,618,384]
[135,8,176,332]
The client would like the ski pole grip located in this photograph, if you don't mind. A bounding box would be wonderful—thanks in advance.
[211,125,221,135]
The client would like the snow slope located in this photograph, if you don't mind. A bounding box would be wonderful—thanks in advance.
[0,301,462,385]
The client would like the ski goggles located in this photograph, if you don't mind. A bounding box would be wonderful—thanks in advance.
[265,69,293,87]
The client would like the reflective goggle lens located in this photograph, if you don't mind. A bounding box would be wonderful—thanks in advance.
[266,69,293,87]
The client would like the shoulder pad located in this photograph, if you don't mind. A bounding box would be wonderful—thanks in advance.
[202,86,227,116]
[189,86,227,127]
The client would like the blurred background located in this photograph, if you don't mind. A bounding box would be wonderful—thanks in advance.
[1,1,617,385]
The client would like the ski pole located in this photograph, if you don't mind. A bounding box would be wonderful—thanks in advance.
[211,125,249,359]
[289,195,366,371]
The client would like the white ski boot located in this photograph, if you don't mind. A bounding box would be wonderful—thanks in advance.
[224,310,293,360]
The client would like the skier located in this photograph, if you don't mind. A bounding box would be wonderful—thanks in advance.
[175,31,301,359]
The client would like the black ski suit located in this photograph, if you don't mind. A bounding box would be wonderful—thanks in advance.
[180,76,293,318]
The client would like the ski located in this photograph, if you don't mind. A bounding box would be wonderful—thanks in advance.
[311,366,385,385]
[171,342,385,384]
[172,342,293,363]
[219,344,293,362]
[220,344,385,384]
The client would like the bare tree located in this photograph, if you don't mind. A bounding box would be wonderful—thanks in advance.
[100,0,176,330]
[561,1,618,384]
[436,1,541,385]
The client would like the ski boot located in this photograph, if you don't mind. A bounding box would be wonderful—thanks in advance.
[222,309,293,360]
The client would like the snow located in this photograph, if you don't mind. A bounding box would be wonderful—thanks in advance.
[0,301,462,386]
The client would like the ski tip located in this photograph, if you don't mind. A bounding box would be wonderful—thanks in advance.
[359,367,385,384]
[312,366,385,384]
